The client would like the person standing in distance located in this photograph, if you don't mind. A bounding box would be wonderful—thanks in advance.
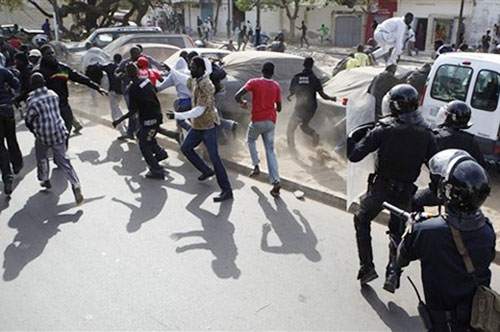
[347,84,436,292]
[235,62,282,197]
[167,57,233,202]
[287,57,336,153]
[399,149,495,331]
[297,21,309,48]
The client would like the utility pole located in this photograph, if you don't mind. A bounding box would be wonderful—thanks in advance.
[256,0,261,27]
[188,0,192,33]
[455,0,465,49]
[227,0,232,39]
[52,0,59,42]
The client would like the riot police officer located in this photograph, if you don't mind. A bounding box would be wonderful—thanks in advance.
[398,149,496,331]
[412,100,493,212]
[347,84,437,292]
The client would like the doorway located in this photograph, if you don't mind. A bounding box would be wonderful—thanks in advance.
[415,18,428,50]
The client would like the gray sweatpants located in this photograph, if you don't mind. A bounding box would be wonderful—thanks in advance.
[36,139,80,186]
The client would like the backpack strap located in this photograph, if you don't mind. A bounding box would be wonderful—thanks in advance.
[448,223,476,276]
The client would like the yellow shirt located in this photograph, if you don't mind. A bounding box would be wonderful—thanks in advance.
[346,58,360,70]
[354,52,370,67]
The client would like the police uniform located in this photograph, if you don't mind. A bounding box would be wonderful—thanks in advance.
[412,126,488,212]
[398,211,496,331]
[349,115,436,287]
[287,69,323,149]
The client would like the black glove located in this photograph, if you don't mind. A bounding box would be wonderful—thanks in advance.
[112,119,120,128]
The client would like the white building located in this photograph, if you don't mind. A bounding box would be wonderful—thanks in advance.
[172,0,500,50]
[397,0,500,50]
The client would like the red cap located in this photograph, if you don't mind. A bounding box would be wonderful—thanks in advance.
[137,56,149,68]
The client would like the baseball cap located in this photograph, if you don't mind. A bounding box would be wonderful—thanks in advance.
[29,49,42,57]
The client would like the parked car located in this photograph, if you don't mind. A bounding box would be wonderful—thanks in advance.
[103,33,195,56]
[66,26,162,52]
[80,43,179,72]
[420,52,500,159]
[0,24,44,47]
[163,48,231,66]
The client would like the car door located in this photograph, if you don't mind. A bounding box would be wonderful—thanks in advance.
[468,68,500,140]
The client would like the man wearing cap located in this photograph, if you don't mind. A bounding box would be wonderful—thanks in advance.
[28,49,41,67]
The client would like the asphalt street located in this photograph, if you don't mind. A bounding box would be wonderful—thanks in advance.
[1,120,499,331]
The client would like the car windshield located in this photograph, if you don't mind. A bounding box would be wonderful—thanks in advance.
[431,64,473,102]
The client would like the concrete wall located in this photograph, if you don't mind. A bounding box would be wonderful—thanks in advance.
[468,0,500,49]
[397,0,474,50]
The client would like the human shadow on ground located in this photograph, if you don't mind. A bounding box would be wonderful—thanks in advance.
[77,141,146,178]
[171,190,241,279]
[112,175,168,233]
[361,285,423,331]
[2,172,104,281]
[252,186,321,262]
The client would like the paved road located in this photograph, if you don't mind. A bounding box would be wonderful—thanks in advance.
[1,120,499,331]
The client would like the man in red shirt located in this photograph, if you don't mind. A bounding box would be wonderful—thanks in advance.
[235,62,282,196]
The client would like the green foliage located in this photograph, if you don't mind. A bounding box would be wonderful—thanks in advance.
[0,0,25,11]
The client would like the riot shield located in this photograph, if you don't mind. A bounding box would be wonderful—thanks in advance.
[346,93,376,211]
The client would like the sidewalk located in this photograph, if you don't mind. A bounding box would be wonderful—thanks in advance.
[69,84,500,263]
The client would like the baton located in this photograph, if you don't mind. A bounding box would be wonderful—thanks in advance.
[382,202,412,221]
[383,202,414,235]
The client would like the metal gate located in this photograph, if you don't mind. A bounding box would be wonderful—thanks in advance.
[335,15,362,47]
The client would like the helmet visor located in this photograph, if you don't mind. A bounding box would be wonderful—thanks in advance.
[429,149,473,179]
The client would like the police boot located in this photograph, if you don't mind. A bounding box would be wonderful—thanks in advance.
[383,238,401,294]
[355,215,378,285]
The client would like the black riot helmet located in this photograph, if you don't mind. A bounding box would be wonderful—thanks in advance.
[442,100,473,129]
[429,149,490,214]
[387,84,419,116]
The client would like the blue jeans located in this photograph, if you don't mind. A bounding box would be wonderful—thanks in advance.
[175,98,192,131]
[247,120,279,184]
[137,124,165,174]
[181,126,231,192]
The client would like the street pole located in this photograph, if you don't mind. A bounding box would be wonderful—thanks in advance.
[188,0,192,34]
[52,0,59,42]
[227,0,232,39]
[256,0,261,27]
[455,0,465,49]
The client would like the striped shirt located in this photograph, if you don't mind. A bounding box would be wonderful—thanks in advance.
[25,87,68,146]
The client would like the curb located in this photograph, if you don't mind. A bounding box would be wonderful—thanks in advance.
[72,107,500,265]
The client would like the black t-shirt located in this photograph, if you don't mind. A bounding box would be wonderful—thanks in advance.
[290,69,323,112]
[128,77,162,126]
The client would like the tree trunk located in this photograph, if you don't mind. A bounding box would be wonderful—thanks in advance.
[214,0,222,34]
[288,17,296,41]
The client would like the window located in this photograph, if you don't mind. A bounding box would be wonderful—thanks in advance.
[94,33,113,47]
[431,64,473,102]
[472,70,500,111]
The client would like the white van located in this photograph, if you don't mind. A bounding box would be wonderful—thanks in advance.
[421,53,500,158]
